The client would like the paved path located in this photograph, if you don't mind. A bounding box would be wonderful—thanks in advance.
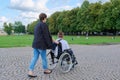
[0,44,120,80]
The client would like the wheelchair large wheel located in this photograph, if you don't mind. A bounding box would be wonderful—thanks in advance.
[58,52,73,73]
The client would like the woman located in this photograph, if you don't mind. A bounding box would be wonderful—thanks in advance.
[28,13,57,77]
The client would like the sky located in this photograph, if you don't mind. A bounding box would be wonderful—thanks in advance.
[0,0,110,28]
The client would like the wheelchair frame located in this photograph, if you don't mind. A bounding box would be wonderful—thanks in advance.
[47,49,76,73]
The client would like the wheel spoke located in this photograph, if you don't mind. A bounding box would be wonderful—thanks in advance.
[59,52,73,73]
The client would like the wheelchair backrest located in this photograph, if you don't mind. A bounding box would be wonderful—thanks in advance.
[56,39,72,59]
[56,42,62,59]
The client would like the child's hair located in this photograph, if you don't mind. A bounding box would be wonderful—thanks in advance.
[58,31,64,38]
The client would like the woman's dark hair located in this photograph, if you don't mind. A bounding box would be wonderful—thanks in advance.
[39,13,47,21]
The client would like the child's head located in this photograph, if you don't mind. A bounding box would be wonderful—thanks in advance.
[58,31,64,38]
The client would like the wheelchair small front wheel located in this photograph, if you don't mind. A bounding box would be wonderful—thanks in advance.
[58,52,73,73]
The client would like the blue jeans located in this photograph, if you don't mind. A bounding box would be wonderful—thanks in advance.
[29,48,48,71]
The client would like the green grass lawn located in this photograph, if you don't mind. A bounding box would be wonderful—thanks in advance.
[53,35,120,45]
[0,35,120,48]
[0,35,33,48]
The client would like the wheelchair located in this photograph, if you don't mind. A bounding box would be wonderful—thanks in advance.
[47,44,78,73]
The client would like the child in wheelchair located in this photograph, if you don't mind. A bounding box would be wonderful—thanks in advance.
[49,32,78,67]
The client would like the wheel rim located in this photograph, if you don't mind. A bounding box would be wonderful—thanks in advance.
[59,52,73,73]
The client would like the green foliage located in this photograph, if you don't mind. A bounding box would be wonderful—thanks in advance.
[81,0,90,10]
[3,21,26,35]
[48,12,61,33]
[27,0,120,35]
[3,22,12,35]
[27,20,39,34]
[14,21,25,33]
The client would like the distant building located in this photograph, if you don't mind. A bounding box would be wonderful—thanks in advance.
[0,29,7,35]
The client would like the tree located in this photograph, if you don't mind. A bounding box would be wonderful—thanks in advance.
[80,0,90,38]
[48,12,61,34]
[69,8,79,34]
[35,0,120,36]
[111,0,120,38]
[14,21,25,34]
[27,20,38,34]
[3,22,12,35]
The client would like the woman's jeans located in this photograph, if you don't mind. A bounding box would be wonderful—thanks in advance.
[29,48,48,71]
